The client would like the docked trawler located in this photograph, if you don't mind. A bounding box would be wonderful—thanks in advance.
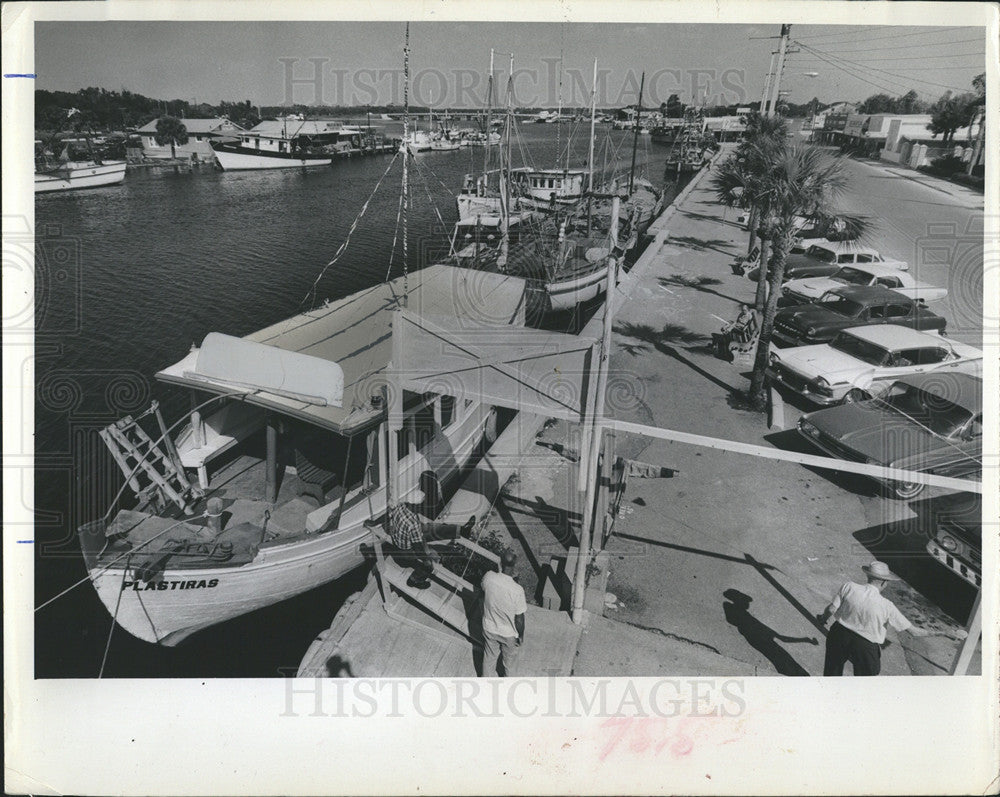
[80,265,529,645]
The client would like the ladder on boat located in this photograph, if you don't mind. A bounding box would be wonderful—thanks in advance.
[99,401,203,515]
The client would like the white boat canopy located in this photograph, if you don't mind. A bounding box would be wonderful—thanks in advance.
[156,265,529,435]
[392,308,598,423]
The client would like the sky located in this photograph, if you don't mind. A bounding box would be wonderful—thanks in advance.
[34,22,986,110]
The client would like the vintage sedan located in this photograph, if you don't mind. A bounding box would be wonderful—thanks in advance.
[766,324,982,406]
[797,371,982,499]
[772,285,947,347]
[927,495,982,588]
[749,242,908,282]
[779,264,949,306]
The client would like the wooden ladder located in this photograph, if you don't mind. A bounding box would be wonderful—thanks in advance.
[370,528,500,640]
[100,405,200,515]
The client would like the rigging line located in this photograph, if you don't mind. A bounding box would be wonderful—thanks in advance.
[794,26,979,42]
[300,149,401,310]
[384,169,406,283]
[35,514,210,612]
[98,559,131,678]
[797,45,981,92]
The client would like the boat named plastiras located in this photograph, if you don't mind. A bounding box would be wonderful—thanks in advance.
[79,265,529,646]
[34,159,127,193]
[210,116,363,170]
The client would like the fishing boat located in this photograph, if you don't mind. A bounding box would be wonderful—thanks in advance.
[79,264,530,646]
[664,107,712,177]
[34,159,127,193]
[401,129,433,153]
[210,116,348,170]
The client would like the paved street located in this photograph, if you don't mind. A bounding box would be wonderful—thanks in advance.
[830,155,986,349]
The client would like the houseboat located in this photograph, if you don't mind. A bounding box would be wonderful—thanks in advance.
[210,117,357,170]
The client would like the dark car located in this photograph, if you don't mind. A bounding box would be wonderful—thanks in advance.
[749,242,907,283]
[927,494,981,588]
[771,285,947,347]
[796,371,982,499]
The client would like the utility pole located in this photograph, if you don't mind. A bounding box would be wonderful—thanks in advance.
[767,24,791,117]
[760,52,776,114]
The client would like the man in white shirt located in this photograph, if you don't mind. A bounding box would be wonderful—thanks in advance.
[818,561,963,675]
[480,550,526,677]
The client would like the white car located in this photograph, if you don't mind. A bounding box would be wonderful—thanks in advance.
[781,264,948,306]
[766,325,983,406]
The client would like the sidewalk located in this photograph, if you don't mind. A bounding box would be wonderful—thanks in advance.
[849,155,984,210]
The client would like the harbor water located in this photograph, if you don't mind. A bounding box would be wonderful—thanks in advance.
[33,123,685,677]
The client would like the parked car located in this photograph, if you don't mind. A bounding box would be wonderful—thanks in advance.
[926,494,982,588]
[779,264,949,307]
[772,285,947,347]
[766,324,982,406]
[796,371,982,499]
[750,242,908,283]
[789,218,858,254]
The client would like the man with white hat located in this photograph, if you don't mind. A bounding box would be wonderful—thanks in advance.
[817,560,964,676]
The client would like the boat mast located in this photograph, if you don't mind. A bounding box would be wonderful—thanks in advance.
[402,22,410,304]
[628,70,645,195]
[498,52,514,272]
[557,36,564,170]
[587,59,598,194]
[483,48,495,178]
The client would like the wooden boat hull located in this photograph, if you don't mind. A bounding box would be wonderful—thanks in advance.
[546,263,614,311]
[81,405,493,646]
[34,161,127,193]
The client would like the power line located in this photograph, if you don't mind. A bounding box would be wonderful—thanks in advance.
[795,26,980,42]
[789,49,983,62]
[795,47,941,101]
[797,43,973,92]
[802,37,983,53]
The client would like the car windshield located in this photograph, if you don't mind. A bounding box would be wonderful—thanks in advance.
[830,333,891,365]
[819,296,864,317]
[883,384,973,436]
[806,246,837,263]
[833,267,872,285]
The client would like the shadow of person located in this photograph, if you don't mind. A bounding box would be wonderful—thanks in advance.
[325,655,355,678]
[722,588,818,676]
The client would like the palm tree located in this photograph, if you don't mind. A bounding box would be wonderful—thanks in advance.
[154,115,189,159]
[712,113,787,313]
[746,145,868,410]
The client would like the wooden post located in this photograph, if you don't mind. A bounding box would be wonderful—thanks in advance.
[572,233,619,624]
[949,589,982,675]
[387,310,404,509]
[593,430,614,552]
[265,413,278,504]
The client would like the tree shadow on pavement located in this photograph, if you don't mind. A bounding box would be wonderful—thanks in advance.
[677,208,747,230]
[666,235,741,257]
[658,275,746,305]
[722,588,818,676]
[614,321,740,396]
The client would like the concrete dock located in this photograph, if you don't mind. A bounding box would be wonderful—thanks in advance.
[298,151,979,678]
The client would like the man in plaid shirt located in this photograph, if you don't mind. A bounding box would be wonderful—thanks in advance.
[381,490,475,589]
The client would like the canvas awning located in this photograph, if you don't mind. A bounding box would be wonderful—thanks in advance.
[392,309,598,423]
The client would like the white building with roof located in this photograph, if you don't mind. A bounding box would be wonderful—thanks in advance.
[137,117,246,160]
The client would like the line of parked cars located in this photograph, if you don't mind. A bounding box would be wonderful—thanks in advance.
[739,222,983,500]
